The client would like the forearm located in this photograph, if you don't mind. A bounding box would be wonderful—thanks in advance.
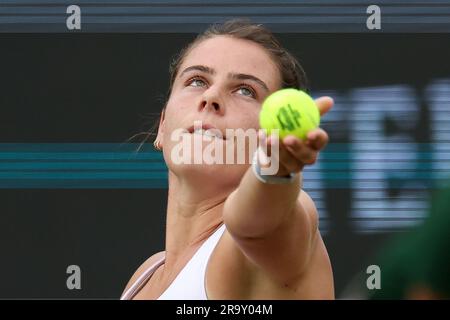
[223,164,303,239]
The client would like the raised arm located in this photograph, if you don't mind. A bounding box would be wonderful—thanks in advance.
[223,97,333,286]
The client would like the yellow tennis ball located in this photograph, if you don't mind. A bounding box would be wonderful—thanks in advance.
[259,88,320,140]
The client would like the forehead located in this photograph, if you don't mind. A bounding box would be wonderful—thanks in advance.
[180,36,280,90]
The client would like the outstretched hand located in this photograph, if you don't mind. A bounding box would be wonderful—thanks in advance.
[260,96,334,177]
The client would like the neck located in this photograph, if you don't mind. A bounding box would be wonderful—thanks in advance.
[163,170,229,266]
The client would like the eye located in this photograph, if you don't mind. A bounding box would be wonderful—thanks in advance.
[236,85,257,99]
[187,77,207,88]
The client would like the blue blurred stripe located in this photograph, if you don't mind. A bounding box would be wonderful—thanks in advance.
[0,142,448,189]
[0,162,167,170]
[0,179,168,189]
[0,143,167,188]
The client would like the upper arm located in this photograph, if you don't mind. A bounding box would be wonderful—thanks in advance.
[121,251,165,297]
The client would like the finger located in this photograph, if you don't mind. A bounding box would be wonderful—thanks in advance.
[282,134,316,163]
[314,96,334,117]
[306,128,329,151]
[278,144,304,173]
[258,129,268,149]
[266,132,281,159]
[268,134,303,173]
[286,143,318,165]
[257,129,271,166]
[283,135,302,151]
[283,135,306,159]
[281,135,319,169]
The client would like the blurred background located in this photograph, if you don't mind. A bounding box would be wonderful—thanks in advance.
[1,1,450,299]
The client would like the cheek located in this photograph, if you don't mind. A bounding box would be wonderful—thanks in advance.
[229,105,261,130]
[165,96,183,115]
[165,88,196,113]
[163,95,191,126]
[160,113,180,140]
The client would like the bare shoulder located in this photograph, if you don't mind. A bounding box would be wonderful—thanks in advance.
[122,251,165,296]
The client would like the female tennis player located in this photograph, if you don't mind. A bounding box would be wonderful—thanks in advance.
[121,19,334,300]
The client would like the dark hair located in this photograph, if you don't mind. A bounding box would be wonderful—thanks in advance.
[130,19,308,150]
[167,19,308,99]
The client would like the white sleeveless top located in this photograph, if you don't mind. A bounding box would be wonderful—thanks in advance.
[121,223,226,300]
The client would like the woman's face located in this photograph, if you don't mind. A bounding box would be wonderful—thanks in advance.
[158,35,281,186]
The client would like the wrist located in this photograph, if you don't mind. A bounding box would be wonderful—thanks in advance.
[252,148,299,185]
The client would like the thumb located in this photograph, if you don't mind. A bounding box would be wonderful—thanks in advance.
[314,96,334,116]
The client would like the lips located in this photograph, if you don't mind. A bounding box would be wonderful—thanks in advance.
[186,123,227,140]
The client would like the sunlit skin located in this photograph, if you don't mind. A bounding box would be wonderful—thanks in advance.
[124,35,335,299]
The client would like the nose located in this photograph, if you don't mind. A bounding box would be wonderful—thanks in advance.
[199,87,224,115]
[201,100,220,112]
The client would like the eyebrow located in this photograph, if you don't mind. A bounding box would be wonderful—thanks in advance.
[179,65,269,93]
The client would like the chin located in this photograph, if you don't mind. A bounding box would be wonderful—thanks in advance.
[168,160,245,190]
